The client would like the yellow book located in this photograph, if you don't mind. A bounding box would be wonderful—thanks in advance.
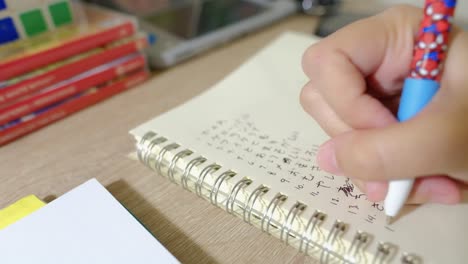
[0,195,45,229]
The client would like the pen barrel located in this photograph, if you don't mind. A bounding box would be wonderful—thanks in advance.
[409,0,456,82]
[398,78,439,122]
[385,0,457,222]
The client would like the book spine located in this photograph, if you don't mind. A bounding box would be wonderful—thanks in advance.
[0,22,136,81]
[0,55,146,125]
[0,70,149,146]
[0,35,148,106]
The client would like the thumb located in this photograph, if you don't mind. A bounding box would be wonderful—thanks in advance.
[316,110,467,181]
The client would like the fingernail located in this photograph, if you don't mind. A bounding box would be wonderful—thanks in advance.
[317,140,341,175]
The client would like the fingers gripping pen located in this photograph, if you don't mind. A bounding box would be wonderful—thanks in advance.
[384,0,457,223]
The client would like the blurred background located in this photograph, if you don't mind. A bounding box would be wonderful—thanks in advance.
[0,0,466,145]
[81,0,468,38]
[299,0,468,35]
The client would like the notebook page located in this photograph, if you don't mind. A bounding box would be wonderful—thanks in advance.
[131,32,468,263]
[0,179,179,264]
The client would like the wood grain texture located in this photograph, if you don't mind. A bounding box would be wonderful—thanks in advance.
[0,15,319,264]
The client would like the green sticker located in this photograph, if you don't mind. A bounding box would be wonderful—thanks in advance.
[49,1,72,27]
[20,9,48,37]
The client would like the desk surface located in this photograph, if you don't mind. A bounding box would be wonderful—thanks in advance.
[0,15,319,264]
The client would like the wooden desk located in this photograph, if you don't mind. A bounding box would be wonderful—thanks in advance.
[0,15,319,264]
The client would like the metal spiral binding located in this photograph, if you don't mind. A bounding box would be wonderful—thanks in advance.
[137,133,167,169]
[300,210,327,254]
[346,231,371,262]
[261,193,287,234]
[136,131,156,164]
[155,143,179,174]
[168,149,193,183]
[243,185,269,224]
[372,242,395,264]
[194,163,221,197]
[320,221,347,264]
[281,201,307,245]
[401,253,421,264]
[137,132,420,264]
[210,170,236,206]
[181,156,206,190]
[225,178,252,214]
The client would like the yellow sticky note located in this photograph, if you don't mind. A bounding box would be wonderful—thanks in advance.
[0,195,45,229]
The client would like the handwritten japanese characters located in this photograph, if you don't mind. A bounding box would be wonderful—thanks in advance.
[195,114,393,230]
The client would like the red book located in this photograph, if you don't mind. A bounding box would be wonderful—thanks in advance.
[0,2,138,81]
[0,34,148,106]
[0,70,150,146]
[0,53,146,125]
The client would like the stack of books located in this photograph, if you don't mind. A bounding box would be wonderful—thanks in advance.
[0,0,151,146]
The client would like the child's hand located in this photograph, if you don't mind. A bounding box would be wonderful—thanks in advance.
[301,5,468,204]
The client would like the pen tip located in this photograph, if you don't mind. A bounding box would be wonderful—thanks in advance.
[386,216,393,225]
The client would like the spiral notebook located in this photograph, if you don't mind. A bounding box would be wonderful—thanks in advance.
[129,32,468,263]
